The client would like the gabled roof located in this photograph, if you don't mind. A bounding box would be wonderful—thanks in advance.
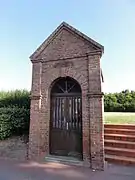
[30,21,104,60]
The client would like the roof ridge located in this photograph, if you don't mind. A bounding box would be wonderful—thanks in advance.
[30,21,104,60]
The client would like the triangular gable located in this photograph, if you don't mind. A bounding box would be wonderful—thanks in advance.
[30,22,104,60]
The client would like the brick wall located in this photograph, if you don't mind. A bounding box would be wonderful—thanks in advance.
[29,23,104,170]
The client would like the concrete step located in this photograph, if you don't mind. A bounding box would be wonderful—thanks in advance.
[104,128,135,135]
[104,133,135,142]
[105,154,135,166]
[105,147,135,158]
[44,155,85,167]
[104,124,135,130]
[104,139,135,149]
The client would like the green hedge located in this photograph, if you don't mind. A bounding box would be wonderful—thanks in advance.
[0,107,30,140]
[0,109,12,139]
[0,90,30,140]
[0,90,30,108]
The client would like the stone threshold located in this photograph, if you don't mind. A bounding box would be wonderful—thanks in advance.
[44,155,89,167]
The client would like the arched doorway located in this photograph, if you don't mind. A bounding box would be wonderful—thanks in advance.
[50,77,82,159]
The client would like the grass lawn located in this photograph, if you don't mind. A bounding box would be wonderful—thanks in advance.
[104,112,135,124]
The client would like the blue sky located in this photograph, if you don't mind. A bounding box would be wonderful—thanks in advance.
[0,0,135,93]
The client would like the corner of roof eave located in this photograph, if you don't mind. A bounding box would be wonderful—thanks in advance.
[29,49,38,61]
[97,43,104,56]
[29,22,66,62]
[98,45,104,57]
[29,54,34,61]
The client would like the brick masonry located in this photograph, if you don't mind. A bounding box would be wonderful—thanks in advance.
[29,22,104,170]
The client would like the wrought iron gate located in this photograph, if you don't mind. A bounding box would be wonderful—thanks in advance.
[50,77,82,159]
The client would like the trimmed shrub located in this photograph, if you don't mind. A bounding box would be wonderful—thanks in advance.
[10,107,30,135]
[0,90,30,108]
[0,107,30,140]
[0,90,30,140]
[0,108,12,139]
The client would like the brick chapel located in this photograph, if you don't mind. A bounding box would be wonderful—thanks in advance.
[28,22,104,170]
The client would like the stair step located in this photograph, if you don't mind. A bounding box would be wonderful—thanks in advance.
[104,125,135,166]
[44,155,84,166]
[104,133,135,142]
[105,154,135,165]
[104,139,135,149]
[104,124,135,130]
[105,147,135,158]
[105,128,135,135]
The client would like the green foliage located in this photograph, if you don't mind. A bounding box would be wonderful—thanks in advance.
[0,90,30,108]
[0,90,30,140]
[104,90,135,112]
[10,107,30,135]
[0,108,12,139]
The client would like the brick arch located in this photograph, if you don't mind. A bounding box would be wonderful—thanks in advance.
[40,70,90,163]
[49,75,83,158]
[46,70,88,97]
[43,72,86,122]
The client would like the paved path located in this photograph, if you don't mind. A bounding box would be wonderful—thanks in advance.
[0,159,135,180]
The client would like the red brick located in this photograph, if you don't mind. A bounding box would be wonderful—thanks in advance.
[29,22,104,170]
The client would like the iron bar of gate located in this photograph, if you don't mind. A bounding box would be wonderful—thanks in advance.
[52,93,81,97]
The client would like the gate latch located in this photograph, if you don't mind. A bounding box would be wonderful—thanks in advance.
[66,122,69,130]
